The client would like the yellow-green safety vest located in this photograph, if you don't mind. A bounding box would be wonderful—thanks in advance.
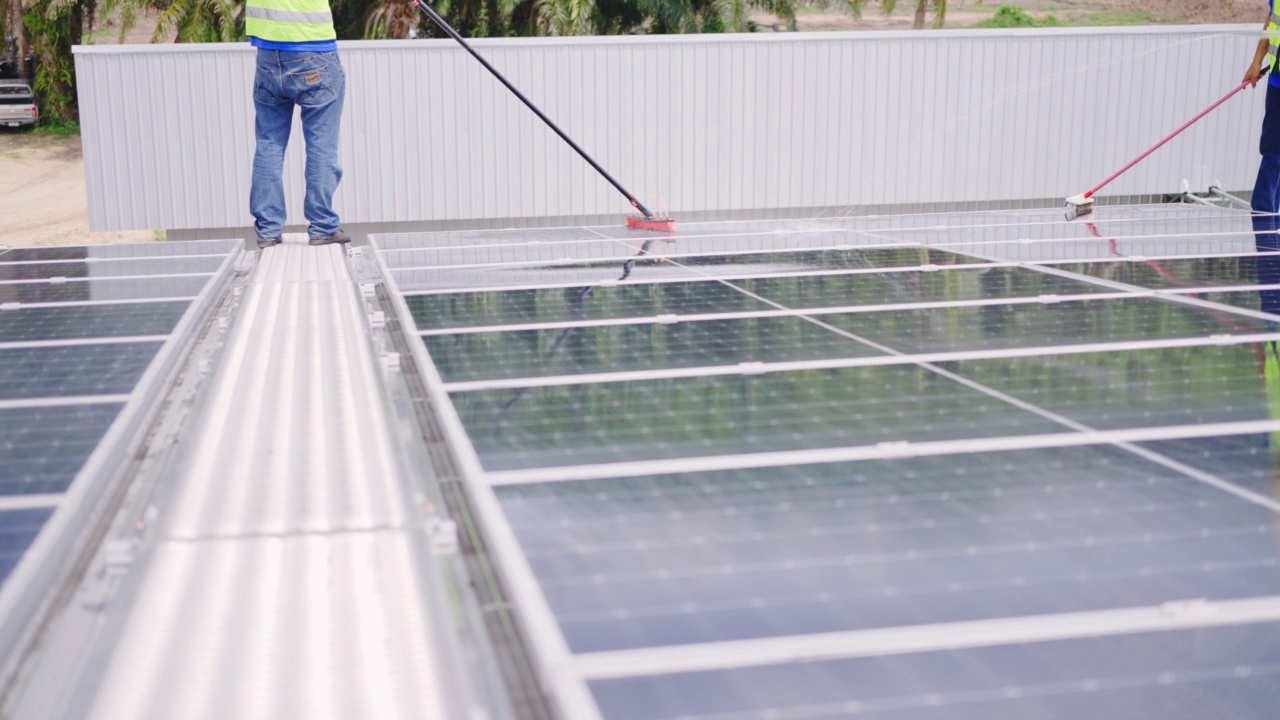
[1266,342,1280,459]
[1268,6,1280,73]
[246,0,336,44]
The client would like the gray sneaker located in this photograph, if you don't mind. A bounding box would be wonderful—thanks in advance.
[308,229,351,246]
[256,236,282,249]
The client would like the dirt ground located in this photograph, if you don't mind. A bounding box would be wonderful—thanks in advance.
[0,131,153,247]
[0,9,161,249]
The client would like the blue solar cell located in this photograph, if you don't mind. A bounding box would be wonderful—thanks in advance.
[0,342,163,399]
[452,366,1065,471]
[0,508,53,588]
[0,404,124,495]
[0,301,190,342]
[589,622,1280,720]
[497,447,1280,653]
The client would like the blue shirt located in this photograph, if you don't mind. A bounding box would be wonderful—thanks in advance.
[250,37,338,53]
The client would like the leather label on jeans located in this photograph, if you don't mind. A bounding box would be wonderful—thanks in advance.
[305,72,322,85]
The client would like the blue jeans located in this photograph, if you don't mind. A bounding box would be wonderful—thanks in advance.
[1255,82,1280,316]
[250,48,345,240]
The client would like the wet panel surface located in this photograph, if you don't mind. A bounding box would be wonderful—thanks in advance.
[393,247,986,293]
[0,240,236,263]
[0,257,226,282]
[0,301,190,342]
[426,317,882,382]
[951,344,1275,430]
[0,275,211,304]
[822,297,1268,355]
[407,281,772,331]
[453,367,1066,470]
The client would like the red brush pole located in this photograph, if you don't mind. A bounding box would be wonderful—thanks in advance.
[1082,79,1254,201]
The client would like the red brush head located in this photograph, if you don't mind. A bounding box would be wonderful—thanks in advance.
[627,216,677,233]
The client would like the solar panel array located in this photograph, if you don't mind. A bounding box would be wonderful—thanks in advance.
[374,205,1280,720]
[0,240,237,590]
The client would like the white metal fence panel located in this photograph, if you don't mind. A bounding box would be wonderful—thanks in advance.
[74,26,1266,232]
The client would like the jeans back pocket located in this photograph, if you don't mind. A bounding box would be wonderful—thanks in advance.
[288,65,338,107]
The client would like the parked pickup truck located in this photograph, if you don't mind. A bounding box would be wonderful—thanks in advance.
[0,80,37,128]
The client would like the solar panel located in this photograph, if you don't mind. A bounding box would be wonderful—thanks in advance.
[0,275,212,304]
[371,204,1280,720]
[425,316,886,382]
[0,240,236,263]
[495,446,1280,653]
[0,403,126,494]
[589,622,1280,719]
[0,239,238,598]
[1042,256,1276,290]
[0,256,226,282]
[0,342,165,399]
[0,302,192,342]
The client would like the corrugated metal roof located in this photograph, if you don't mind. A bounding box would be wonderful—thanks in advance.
[74,26,1266,232]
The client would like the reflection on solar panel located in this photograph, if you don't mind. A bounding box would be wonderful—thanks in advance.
[0,239,237,596]
[373,204,1280,719]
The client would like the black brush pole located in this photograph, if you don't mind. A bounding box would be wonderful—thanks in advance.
[412,0,654,219]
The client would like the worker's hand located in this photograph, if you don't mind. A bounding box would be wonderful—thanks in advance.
[1246,64,1266,88]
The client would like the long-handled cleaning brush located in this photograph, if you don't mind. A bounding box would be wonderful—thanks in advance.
[411,0,675,232]
[1065,75,1262,220]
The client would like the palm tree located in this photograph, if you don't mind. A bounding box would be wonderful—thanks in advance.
[155,0,241,41]
[20,0,85,121]
[96,0,241,42]
[847,0,952,30]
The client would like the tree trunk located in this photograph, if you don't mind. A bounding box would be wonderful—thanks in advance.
[6,0,29,80]
[913,0,927,29]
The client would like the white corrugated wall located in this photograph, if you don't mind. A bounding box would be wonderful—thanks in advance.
[74,26,1266,232]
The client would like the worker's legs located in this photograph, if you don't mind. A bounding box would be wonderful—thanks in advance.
[1256,83,1280,313]
[1255,82,1280,243]
[250,49,295,242]
[290,51,346,239]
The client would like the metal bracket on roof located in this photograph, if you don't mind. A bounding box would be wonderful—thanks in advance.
[1209,185,1252,209]
[380,351,401,372]
[359,283,376,299]
[426,516,459,557]
[368,310,386,329]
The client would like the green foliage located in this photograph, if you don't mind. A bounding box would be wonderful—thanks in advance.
[154,0,243,42]
[535,0,594,35]
[31,118,81,136]
[973,5,1058,28]
[24,0,83,123]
